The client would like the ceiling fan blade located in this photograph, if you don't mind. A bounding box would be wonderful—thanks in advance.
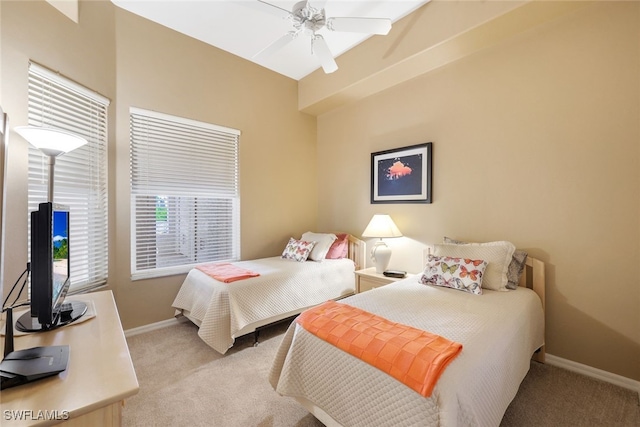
[327,17,392,35]
[312,35,338,74]
[253,0,293,20]
[253,32,296,60]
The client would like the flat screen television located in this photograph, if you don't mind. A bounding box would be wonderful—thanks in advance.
[16,202,86,332]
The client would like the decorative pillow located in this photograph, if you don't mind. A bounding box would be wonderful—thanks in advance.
[506,250,528,289]
[444,237,527,290]
[281,238,316,262]
[301,232,337,261]
[325,233,349,259]
[433,241,515,291]
[420,255,487,295]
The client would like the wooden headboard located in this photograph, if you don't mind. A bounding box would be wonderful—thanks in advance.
[346,235,366,271]
[519,256,546,363]
[519,257,545,309]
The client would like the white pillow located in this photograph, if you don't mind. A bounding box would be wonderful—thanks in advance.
[432,241,516,291]
[301,232,338,261]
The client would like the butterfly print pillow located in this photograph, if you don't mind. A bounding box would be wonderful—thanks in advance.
[420,255,488,295]
[281,237,316,262]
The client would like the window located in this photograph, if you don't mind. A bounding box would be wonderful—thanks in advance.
[27,62,110,294]
[129,108,240,280]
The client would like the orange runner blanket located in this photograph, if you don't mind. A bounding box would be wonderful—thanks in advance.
[296,300,462,397]
[196,263,260,283]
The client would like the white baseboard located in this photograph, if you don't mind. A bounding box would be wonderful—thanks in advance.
[124,316,187,338]
[546,353,640,395]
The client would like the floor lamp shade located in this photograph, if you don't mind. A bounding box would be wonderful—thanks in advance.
[15,126,87,202]
[15,126,87,157]
[362,214,402,273]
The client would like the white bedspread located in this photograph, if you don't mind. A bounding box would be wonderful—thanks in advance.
[172,257,355,354]
[269,275,544,427]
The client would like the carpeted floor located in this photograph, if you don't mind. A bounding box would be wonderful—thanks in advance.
[123,321,639,427]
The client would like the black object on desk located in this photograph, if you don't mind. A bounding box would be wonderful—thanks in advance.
[0,345,69,390]
[1,306,70,390]
[383,270,406,278]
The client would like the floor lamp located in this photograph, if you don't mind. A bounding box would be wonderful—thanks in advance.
[1,127,87,389]
[362,214,403,273]
[12,126,88,331]
[14,126,87,202]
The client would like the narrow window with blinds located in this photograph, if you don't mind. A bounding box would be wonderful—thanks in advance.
[27,62,110,294]
[129,108,240,280]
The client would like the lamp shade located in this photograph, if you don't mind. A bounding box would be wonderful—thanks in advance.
[15,126,87,157]
[362,214,402,238]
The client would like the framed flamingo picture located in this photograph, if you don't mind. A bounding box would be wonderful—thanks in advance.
[371,142,432,204]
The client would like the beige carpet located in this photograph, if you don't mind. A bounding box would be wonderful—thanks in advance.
[123,321,639,427]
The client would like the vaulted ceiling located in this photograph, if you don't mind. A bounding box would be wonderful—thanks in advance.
[110,0,430,80]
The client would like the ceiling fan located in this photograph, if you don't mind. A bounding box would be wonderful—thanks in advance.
[252,0,392,74]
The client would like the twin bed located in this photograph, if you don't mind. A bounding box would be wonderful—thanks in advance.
[172,233,365,354]
[269,241,546,427]
[173,234,545,426]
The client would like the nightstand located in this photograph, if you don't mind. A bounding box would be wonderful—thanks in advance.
[355,268,412,293]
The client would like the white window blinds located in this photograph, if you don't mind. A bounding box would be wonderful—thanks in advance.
[129,107,240,280]
[27,62,110,294]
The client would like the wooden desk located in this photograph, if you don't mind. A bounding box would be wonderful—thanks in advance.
[0,291,139,426]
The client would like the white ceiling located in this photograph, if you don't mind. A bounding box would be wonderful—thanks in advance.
[111,0,430,80]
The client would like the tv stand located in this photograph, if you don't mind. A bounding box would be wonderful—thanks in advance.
[0,291,138,426]
[15,301,87,332]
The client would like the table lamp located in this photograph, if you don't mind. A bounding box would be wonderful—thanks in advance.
[362,214,402,273]
[14,126,87,202]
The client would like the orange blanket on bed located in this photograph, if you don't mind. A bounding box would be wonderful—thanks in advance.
[296,300,462,397]
[196,263,260,283]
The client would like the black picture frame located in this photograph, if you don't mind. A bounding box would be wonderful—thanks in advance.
[371,142,432,204]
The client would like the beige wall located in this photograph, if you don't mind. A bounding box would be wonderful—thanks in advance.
[1,1,317,329]
[112,8,317,329]
[316,2,639,380]
[1,0,116,309]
